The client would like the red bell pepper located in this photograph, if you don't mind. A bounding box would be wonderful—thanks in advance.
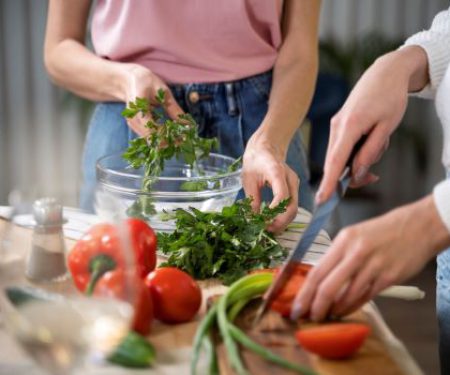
[95,269,154,336]
[68,219,157,295]
[125,218,157,278]
[68,223,124,295]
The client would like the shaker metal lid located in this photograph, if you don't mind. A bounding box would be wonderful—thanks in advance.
[32,197,65,226]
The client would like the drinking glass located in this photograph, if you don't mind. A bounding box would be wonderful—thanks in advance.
[0,187,137,375]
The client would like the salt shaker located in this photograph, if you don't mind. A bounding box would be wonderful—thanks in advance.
[26,198,68,281]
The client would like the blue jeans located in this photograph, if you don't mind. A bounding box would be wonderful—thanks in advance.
[437,171,450,375]
[80,70,313,212]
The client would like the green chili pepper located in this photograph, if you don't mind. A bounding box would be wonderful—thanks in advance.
[108,331,156,368]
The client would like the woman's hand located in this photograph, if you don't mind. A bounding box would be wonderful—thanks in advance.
[291,195,450,321]
[242,136,299,233]
[120,64,184,137]
[316,46,429,204]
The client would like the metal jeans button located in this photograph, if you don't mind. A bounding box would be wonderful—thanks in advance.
[189,91,200,104]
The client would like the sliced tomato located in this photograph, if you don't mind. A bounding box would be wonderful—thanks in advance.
[269,263,312,317]
[295,323,371,359]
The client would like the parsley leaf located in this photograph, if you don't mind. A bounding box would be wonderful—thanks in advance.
[121,91,219,218]
[158,198,290,285]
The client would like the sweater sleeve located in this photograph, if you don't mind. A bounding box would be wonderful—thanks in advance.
[433,179,450,234]
[402,8,450,99]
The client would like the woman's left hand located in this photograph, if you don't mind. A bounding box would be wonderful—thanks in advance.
[242,136,299,233]
[291,195,450,321]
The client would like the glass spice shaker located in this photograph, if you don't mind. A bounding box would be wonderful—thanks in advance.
[26,198,68,281]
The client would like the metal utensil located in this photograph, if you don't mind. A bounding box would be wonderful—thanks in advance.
[253,136,367,325]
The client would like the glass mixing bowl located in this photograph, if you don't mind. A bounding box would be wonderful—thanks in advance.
[96,153,242,231]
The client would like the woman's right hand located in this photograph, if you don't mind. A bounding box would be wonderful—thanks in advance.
[119,64,184,137]
[316,46,429,204]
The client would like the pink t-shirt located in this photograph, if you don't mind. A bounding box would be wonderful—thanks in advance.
[91,0,283,84]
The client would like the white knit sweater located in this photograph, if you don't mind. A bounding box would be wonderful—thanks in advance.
[404,7,450,233]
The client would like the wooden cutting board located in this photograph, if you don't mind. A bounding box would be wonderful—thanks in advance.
[215,299,405,375]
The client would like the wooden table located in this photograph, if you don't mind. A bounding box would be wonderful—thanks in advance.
[0,210,424,375]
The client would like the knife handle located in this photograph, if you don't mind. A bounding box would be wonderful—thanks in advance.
[346,134,369,169]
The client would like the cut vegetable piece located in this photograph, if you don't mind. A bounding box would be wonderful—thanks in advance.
[295,323,371,359]
[107,331,155,368]
[269,263,312,317]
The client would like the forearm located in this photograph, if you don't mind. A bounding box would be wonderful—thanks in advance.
[403,8,450,95]
[374,46,429,94]
[433,179,450,235]
[402,194,450,259]
[44,40,128,102]
[44,0,130,103]
[249,0,320,158]
[254,54,318,157]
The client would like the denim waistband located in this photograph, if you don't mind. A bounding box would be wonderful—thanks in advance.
[169,70,272,95]
[169,70,272,117]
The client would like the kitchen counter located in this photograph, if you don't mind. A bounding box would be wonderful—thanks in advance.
[0,209,424,375]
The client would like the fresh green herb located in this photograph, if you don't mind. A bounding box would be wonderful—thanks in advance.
[178,156,241,192]
[227,155,242,173]
[122,89,219,218]
[108,331,156,368]
[191,273,317,375]
[158,198,290,284]
[287,222,307,230]
[179,180,209,192]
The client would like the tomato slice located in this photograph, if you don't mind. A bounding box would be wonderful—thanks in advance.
[269,263,312,317]
[295,323,371,359]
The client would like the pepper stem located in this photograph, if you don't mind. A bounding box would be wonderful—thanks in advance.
[85,254,117,296]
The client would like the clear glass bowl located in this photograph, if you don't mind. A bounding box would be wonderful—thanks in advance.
[96,153,242,231]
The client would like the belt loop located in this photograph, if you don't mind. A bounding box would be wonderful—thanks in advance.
[225,82,238,116]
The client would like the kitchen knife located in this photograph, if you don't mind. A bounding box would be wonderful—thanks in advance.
[253,136,367,325]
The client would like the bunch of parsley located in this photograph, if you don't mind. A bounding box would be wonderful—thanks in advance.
[121,90,219,218]
[158,198,289,285]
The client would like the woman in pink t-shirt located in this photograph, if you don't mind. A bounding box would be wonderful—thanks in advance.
[44,0,320,231]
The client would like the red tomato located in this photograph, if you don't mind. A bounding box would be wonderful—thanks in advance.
[95,270,154,336]
[145,267,202,324]
[270,263,312,317]
[295,323,371,359]
[125,218,157,278]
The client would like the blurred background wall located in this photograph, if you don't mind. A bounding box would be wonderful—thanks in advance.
[0,0,448,214]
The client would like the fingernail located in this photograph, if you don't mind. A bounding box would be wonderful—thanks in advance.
[354,166,368,183]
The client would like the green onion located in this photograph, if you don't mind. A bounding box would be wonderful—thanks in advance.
[228,324,317,375]
[191,303,218,374]
[191,272,317,375]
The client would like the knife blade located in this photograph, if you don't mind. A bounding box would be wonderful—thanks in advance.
[253,135,367,326]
